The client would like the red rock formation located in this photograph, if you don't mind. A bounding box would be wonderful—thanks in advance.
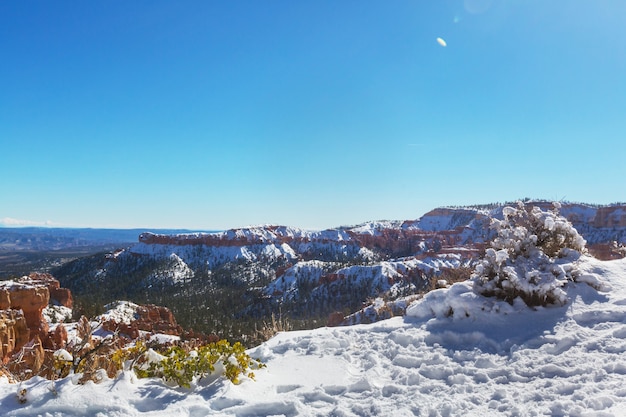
[588,243,626,261]
[101,304,182,338]
[3,282,50,342]
[135,204,626,265]
[0,288,10,310]
[594,206,626,228]
[20,273,73,308]
[8,335,45,377]
[134,304,182,335]
[0,309,29,363]
[0,274,75,362]
[51,323,68,349]
[101,320,140,339]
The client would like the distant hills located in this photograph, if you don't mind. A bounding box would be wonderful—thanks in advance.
[0,227,214,251]
[0,227,214,279]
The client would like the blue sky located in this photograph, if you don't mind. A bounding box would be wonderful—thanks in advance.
[1,0,625,230]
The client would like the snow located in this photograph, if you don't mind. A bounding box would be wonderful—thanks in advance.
[3,256,626,416]
[43,305,72,324]
[348,220,403,236]
[130,242,299,270]
[53,349,73,362]
[98,301,140,325]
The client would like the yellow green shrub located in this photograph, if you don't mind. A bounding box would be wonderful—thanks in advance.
[130,339,265,388]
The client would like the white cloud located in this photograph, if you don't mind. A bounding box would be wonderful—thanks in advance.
[0,217,56,227]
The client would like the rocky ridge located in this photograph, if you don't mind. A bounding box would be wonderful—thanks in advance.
[135,202,626,255]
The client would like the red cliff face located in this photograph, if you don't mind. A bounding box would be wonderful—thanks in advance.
[138,226,480,260]
[588,242,626,261]
[139,231,277,246]
[0,288,10,310]
[135,304,182,335]
[593,206,626,228]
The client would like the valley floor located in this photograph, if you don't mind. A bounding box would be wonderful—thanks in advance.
[2,256,626,416]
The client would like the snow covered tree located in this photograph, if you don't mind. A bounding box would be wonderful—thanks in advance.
[472,201,587,306]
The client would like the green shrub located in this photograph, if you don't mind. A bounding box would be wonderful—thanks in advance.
[132,339,265,388]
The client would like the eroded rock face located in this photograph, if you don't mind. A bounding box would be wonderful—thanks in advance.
[8,335,44,377]
[327,311,345,327]
[135,304,182,335]
[19,273,73,309]
[0,309,29,363]
[1,281,50,341]
[588,242,626,260]
[0,288,10,310]
[0,274,74,363]
[101,304,182,339]
[593,206,626,228]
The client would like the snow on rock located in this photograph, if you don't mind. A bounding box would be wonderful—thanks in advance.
[348,220,404,236]
[415,207,492,232]
[3,256,626,415]
[130,241,298,270]
[98,301,140,325]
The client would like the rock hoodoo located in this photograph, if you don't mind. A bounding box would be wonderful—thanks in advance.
[0,274,73,363]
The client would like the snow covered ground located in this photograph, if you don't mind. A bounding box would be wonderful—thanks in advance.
[2,256,626,416]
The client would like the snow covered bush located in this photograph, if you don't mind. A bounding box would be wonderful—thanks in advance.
[472,202,586,306]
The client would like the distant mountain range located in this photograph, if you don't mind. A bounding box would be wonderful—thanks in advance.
[47,201,626,342]
[0,227,214,251]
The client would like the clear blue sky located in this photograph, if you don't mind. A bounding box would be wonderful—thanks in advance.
[1,0,625,230]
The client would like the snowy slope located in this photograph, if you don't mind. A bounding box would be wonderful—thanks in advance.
[3,255,626,416]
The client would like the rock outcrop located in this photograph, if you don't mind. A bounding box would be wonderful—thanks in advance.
[1,281,50,342]
[0,275,74,363]
[19,273,73,308]
[593,206,626,228]
[101,303,182,339]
